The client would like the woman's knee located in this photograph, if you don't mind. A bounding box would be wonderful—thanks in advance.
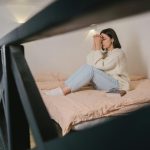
[82,64,94,70]
[93,67,103,74]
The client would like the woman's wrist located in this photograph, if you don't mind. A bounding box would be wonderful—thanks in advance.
[95,43,101,50]
[93,34,102,50]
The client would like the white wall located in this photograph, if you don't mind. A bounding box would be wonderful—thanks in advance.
[0,4,149,78]
[24,28,91,76]
[0,0,54,37]
[25,12,150,78]
[0,6,19,38]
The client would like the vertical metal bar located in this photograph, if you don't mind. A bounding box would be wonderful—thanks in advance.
[0,46,7,149]
[0,102,7,150]
[1,45,30,150]
[9,45,59,149]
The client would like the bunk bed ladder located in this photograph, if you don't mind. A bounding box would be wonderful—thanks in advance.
[0,45,59,150]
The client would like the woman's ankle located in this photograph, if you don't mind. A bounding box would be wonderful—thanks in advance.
[62,87,71,95]
[59,82,71,95]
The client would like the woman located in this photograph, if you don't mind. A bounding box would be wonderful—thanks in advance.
[45,28,130,96]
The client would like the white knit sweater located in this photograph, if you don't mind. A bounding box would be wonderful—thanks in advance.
[86,48,130,91]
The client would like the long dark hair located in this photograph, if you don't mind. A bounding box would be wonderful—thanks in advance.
[100,28,121,49]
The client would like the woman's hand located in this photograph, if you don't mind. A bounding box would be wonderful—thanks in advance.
[92,34,102,50]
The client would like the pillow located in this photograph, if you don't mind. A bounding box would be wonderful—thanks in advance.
[129,74,147,90]
[36,81,64,90]
[129,74,146,81]
[34,72,67,82]
[130,80,142,90]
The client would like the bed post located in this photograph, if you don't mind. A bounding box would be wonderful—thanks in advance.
[0,45,30,150]
[9,45,59,149]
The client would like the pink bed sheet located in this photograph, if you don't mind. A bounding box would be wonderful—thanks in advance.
[35,74,150,135]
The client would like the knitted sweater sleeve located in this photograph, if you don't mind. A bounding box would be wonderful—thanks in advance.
[86,50,103,65]
[93,51,122,71]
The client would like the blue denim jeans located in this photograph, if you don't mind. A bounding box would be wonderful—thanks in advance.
[65,64,119,92]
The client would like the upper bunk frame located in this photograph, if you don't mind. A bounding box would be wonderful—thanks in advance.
[0,0,150,150]
[0,0,150,45]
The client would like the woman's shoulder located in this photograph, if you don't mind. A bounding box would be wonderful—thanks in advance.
[113,48,122,52]
[113,48,125,56]
[87,50,101,55]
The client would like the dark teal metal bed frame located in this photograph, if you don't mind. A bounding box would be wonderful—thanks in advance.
[0,0,150,149]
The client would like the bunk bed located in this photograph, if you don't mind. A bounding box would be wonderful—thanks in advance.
[0,0,150,150]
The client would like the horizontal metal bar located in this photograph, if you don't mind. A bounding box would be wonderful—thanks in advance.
[0,0,150,45]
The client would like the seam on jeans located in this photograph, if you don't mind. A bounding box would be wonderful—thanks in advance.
[93,69,119,88]
[71,66,94,91]
[65,64,88,86]
[65,64,93,91]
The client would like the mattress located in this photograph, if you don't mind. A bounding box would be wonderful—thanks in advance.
[72,103,149,131]
[35,73,150,135]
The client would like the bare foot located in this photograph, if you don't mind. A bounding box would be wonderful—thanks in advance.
[60,82,71,95]
[62,87,71,95]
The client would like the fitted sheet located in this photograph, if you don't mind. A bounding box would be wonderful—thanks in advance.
[73,103,149,130]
